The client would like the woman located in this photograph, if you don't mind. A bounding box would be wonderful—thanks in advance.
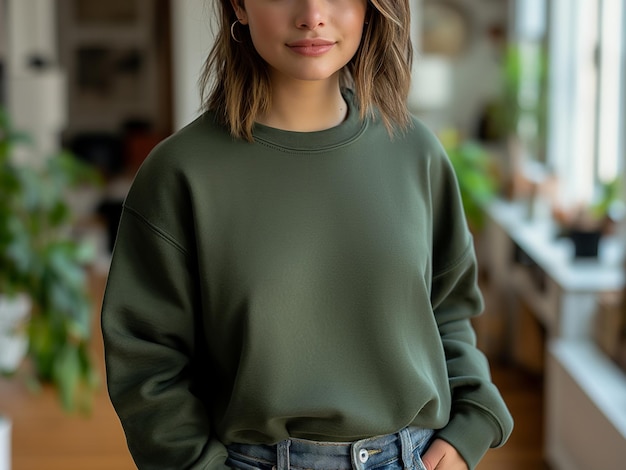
[101,1,514,469]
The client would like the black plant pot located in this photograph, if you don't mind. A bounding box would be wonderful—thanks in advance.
[568,229,602,258]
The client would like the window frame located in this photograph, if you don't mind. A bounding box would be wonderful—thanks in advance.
[546,0,624,210]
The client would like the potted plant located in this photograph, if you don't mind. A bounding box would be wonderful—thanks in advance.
[552,178,622,258]
[0,107,100,413]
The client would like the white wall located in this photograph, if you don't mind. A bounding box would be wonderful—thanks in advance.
[5,0,65,161]
[0,1,5,63]
[170,0,217,130]
[448,1,508,135]
[409,0,508,136]
[411,0,422,53]
[6,0,58,72]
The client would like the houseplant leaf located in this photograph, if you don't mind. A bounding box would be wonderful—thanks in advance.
[1,106,101,413]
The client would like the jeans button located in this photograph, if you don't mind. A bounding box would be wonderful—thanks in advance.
[359,448,369,463]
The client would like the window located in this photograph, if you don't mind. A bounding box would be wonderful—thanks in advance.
[597,0,624,184]
[546,0,624,208]
[509,0,550,173]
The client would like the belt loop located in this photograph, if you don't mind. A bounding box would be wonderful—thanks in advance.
[277,439,291,470]
[399,428,413,470]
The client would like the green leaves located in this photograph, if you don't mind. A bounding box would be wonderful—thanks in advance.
[591,178,621,220]
[0,108,31,162]
[1,106,100,413]
[29,313,98,413]
[441,130,498,231]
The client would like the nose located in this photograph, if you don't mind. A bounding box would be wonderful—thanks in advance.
[295,0,326,30]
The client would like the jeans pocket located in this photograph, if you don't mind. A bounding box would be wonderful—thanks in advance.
[411,448,427,470]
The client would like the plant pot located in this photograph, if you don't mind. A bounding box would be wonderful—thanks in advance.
[0,415,10,470]
[568,229,602,259]
[0,294,31,374]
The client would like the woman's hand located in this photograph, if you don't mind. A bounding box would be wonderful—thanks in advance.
[421,439,469,470]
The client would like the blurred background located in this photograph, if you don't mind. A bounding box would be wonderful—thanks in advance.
[0,1,625,469]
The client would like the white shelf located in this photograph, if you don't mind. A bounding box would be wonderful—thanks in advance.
[550,340,626,438]
[486,199,624,293]
[547,340,626,470]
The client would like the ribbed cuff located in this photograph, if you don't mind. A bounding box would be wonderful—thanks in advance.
[434,407,509,470]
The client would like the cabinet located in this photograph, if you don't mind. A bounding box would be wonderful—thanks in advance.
[479,199,625,469]
[481,199,623,341]
[547,341,626,470]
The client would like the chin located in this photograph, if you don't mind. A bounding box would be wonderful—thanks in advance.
[289,68,341,82]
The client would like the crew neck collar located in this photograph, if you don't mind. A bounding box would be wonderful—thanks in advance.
[251,88,367,153]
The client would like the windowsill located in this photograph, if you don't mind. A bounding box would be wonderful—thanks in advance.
[485,198,625,293]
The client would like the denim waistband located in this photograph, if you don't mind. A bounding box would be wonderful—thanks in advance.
[226,427,435,470]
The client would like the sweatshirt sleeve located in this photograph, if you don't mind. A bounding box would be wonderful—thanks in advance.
[101,145,228,469]
[427,138,514,469]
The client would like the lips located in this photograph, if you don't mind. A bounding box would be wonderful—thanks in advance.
[287,39,336,57]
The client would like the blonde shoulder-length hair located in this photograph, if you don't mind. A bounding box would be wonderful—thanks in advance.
[199,0,413,141]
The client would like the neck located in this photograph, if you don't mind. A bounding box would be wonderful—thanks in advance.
[257,74,347,132]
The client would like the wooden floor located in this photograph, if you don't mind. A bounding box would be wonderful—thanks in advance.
[0,271,549,470]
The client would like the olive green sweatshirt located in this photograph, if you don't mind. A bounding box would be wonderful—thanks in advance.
[101,90,513,470]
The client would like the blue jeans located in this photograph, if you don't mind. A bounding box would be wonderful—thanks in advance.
[226,427,435,470]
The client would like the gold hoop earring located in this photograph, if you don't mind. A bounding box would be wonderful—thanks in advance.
[231,20,243,43]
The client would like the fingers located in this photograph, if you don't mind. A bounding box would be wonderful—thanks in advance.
[420,439,468,470]
[421,441,444,470]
